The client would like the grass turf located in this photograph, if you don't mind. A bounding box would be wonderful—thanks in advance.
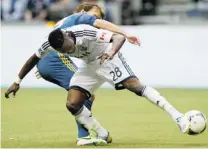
[1,88,208,148]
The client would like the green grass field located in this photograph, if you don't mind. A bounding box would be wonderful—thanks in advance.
[1,88,208,148]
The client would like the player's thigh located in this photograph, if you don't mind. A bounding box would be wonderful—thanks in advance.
[37,52,77,90]
[69,65,104,97]
[97,52,137,90]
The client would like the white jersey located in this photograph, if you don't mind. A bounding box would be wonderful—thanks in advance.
[36,25,113,63]
[35,24,136,94]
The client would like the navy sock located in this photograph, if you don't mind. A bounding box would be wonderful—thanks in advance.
[76,99,93,138]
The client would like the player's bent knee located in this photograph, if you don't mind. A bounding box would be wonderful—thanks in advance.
[66,88,87,115]
[66,101,81,115]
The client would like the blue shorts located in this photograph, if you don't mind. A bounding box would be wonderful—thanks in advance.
[37,52,77,90]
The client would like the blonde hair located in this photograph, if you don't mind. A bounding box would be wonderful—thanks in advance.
[73,2,105,19]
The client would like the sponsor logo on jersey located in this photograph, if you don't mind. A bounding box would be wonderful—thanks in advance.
[100,32,107,40]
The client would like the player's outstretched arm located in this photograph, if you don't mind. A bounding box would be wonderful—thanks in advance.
[93,19,140,46]
[5,54,40,98]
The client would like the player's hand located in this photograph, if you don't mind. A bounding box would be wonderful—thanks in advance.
[5,83,20,99]
[35,70,42,79]
[126,36,141,46]
[98,52,114,65]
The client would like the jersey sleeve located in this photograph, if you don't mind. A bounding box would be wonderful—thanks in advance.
[35,41,53,58]
[81,25,113,43]
[77,14,97,26]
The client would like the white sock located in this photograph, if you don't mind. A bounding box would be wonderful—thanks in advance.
[75,106,108,138]
[142,86,183,121]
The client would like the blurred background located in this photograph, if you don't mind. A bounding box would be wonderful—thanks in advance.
[1,0,208,25]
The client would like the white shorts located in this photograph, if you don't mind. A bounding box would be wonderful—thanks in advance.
[69,52,137,97]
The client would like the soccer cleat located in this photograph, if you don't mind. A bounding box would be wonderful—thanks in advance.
[93,138,108,146]
[89,130,112,145]
[105,132,113,144]
[176,116,191,133]
[97,132,112,144]
[76,136,92,146]
[76,136,107,146]
[79,130,107,146]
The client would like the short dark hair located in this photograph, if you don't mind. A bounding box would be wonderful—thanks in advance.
[48,28,64,50]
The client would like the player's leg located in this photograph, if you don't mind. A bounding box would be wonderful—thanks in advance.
[97,52,189,133]
[120,78,190,132]
[76,95,95,140]
[68,65,112,145]
[36,52,94,139]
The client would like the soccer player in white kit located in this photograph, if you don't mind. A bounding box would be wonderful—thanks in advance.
[46,24,191,144]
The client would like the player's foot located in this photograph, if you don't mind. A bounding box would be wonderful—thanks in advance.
[98,132,112,144]
[88,130,109,146]
[105,132,113,143]
[89,130,112,144]
[176,115,191,133]
[76,136,107,146]
[76,136,91,146]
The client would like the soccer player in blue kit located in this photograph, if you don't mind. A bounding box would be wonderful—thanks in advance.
[5,3,140,146]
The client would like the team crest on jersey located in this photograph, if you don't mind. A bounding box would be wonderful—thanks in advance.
[72,45,90,58]
[77,45,87,51]
[74,51,91,58]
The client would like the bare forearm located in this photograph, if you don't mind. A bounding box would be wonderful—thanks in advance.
[94,19,128,37]
[5,54,40,98]
[111,34,126,55]
[18,54,40,79]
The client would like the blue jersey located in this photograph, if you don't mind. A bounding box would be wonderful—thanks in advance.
[37,13,97,90]
[54,13,96,29]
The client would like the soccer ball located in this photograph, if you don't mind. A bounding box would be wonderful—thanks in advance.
[185,110,207,135]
